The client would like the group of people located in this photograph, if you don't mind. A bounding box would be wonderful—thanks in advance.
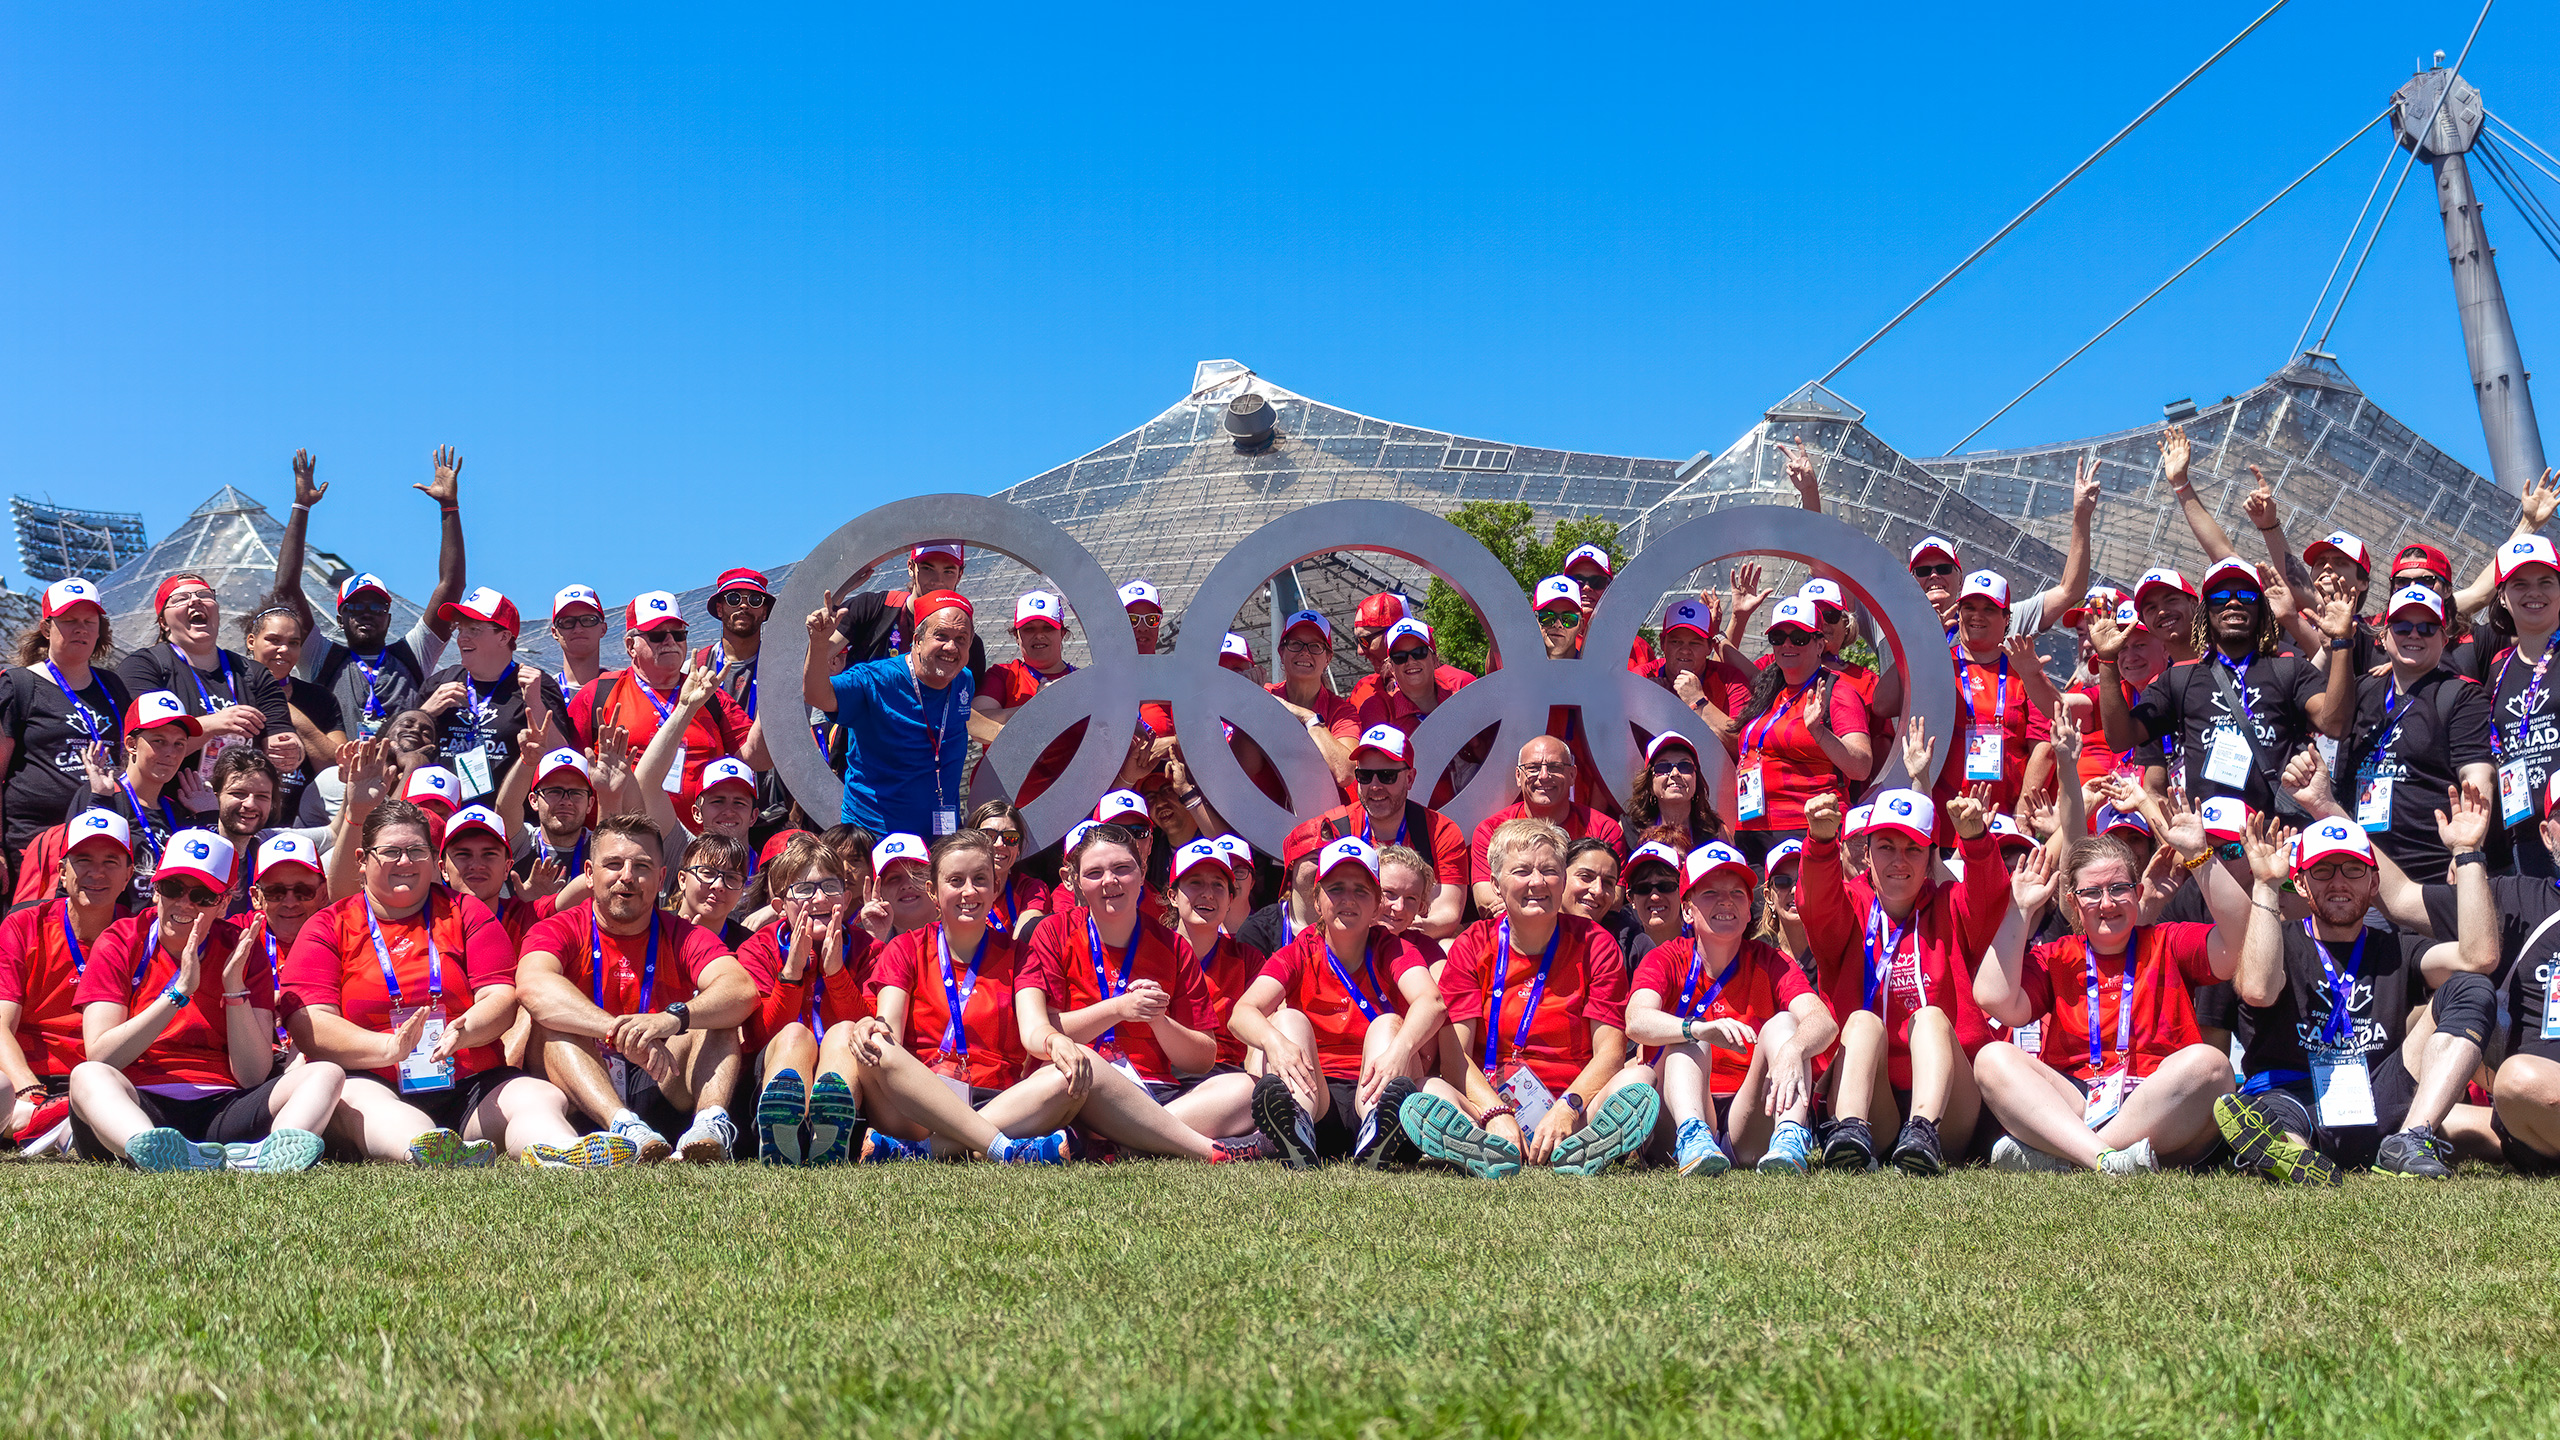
[6,436,2560,1185]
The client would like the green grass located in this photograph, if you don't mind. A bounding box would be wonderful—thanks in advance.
[4,1161,2554,1438]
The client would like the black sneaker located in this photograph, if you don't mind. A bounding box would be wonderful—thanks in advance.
[2212,1094,2342,1187]
[1821,1116,1877,1172]
[1889,1115,1946,1177]
[1356,1077,1422,1170]
[2377,1125,2454,1180]
[1251,1075,1318,1171]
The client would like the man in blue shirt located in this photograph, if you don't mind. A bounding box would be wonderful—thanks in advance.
[802,589,975,836]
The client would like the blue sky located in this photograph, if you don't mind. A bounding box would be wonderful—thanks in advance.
[3,2,2556,609]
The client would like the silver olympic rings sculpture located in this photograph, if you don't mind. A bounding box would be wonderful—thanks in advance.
[764,495,1959,857]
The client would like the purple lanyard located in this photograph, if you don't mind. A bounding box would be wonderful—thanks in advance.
[2214,653,2259,724]
[136,919,164,990]
[2303,920,2365,1048]
[1963,652,2009,729]
[460,662,516,740]
[1861,904,1914,1015]
[1087,915,1137,1046]
[363,895,443,1009]
[1321,937,1387,1023]
[2492,635,2558,759]
[2361,681,2413,774]
[171,645,238,709]
[351,650,391,724]
[1675,947,1742,1021]
[938,922,988,1056]
[589,911,659,1013]
[119,782,176,864]
[1485,919,1561,1074]
[2087,931,2138,1073]
[1360,808,1407,848]
[710,644,756,720]
[1745,672,1822,758]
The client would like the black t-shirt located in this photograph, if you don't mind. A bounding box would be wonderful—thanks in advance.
[835,591,988,683]
[2129,651,2326,820]
[424,661,569,807]
[306,630,434,740]
[1236,900,1299,959]
[70,786,212,900]
[114,643,290,739]
[2331,667,2493,877]
[2424,877,2560,1060]
[2237,921,2429,1086]
[2487,638,2560,877]
[0,664,132,849]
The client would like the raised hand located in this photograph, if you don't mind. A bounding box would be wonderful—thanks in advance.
[590,724,632,792]
[2153,791,2207,859]
[1900,715,1937,785]
[418,446,462,508]
[2010,843,2062,913]
[521,855,565,899]
[2087,610,2130,662]
[81,741,117,796]
[1780,441,1822,507]
[2435,782,2492,855]
[678,656,721,712]
[1946,782,1993,838]
[2524,468,2560,532]
[2242,464,2278,531]
[2045,704,2082,764]
[221,913,261,994]
[421,680,468,717]
[1802,790,1842,842]
[292,449,327,508]
[1729,560,1770,617]
[2241,814,2298,887]
[2160,424,2191,488]
[174,909,213,998]
[2072,455,2102,516]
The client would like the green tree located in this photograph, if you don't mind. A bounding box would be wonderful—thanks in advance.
[1420,502,1625,675]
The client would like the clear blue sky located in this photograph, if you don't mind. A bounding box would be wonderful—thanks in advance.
[4,2,2556,610]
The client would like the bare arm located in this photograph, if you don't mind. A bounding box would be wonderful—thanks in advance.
[2027,459,2100,628]
[2160,423,2240,566]
[269,450,324,640]
[416,447,468,640]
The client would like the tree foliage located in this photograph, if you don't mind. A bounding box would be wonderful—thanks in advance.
[1419,502,1625,675]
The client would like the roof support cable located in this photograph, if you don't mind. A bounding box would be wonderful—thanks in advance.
[2472,135,2560,267]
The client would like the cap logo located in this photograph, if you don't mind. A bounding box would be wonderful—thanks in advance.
[1889,798,1913,815]
[186,839,209,859]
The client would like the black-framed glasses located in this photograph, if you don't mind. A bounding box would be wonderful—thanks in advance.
[1538,611,1580,628]
[1911,562,1959,578]
[553,614,605,632]
[1387,647,1431,665]
[684,865,744,889]
[1353,767,1403,785]
[1649,758,1697,776]
[1278,639,1328,656]
[640,629,690,647]
[1628,879,1679,898]
[257,880,319,902]
[2205,589,2261,607]
[2069,881,2140,903]
[154,880,221,906]
[2389,620,2442,638]
[532,786,589,805]
[368,845,432,863]
[784,879,846,899]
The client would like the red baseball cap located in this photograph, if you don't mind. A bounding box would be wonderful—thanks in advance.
[439,587,522,638]
[1354,593,1409,629]
[2392,542,2453,581]
[712,568,771,598]
[914,589,973,624]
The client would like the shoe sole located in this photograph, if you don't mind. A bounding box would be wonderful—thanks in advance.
[1251,1080,1319,1172]
[249,1129,324,1174]
[1359,1084,1421,1170]
[1554,1086,1661,1175]
[2214,1095,2341,1187]
[458,1140,498,1168]
[522,1133,643,1169]
[127,1129,226,1173]
[408,1129,468,1168]
[1679,1145,1732,1177]
[678,1129,732,1165]
[808,1075,864,1166]
[1821,1138,1876,1173]
[757,1082,809,1167]
[632,1135,673,1165]
[1756,1149,1809,1175]
[1399,1092,1522,1179]
[1890,1136,1946,1178]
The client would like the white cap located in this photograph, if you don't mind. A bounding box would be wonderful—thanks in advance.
[1062,819,1100,853]
[1169,839,1229,884]
[1765,837,1805,870]
[910,540,966,567]
[1845,804,1875,836]
[2135,567,2197,603]
[2498,535,2560,584]
[698,756,757,794]
[1219,632,1253,666]
[65,808,133,857]
[2303,531,2371,573]
[1317,836,1380,882]
[1013,591,1067,630]
[1351,724,1412,768]
[1764,596,1820,636]
[2292,815,2377,874]
[1987,812,2035,849]
[1212,833,1255,874]
[255,831,323,878]
[2113,598,2149,633]
[534,748,593,787]
[1867,789,1935,844]
[2199,797,2249,844]
[403,766,461,809]
[552,584,603,618]
[871,833,928,874]
[156,830,237,894]
[1117,579,1161,610]
[41,577,104,618]
[440,805,509,852]
[1681,841,1756,892]
[2384,584,2446,623]
[1908,535,1960,567]
[1280,609,1333,643]
[1383,617,1433,650]
[1797,578,1847,612]
[1662,599,1714,639]
[1532,575,1582,611]
[1643,732,1697,764]
[1958,570,2011,609]
[1561,543,1614,577]
[1624,840,1686,877]
[1094,789,1150,825]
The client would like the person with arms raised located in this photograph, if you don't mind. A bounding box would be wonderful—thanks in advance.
[2065,600,2172,793]
[1933,573,2055,830]
[2321,585,2493,879]
[1723,597,1870,865]
[0,810,135,1154]
[113,575,287,774]
[805,589,974,838]
[72,692,212,899]
[268,448,463,754]
[566,591,762,813]
[2483,536,2560,876]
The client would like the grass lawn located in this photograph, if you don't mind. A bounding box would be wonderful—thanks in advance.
[5,1160,2554,1438]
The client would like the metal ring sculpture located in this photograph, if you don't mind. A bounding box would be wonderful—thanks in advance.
[767,495,1958,856]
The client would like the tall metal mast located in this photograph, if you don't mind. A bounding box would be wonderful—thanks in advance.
[2395,62,2546,496]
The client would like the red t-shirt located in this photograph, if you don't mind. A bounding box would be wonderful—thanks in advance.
[1733,670,1870,832]
[1286,802,1469,891]
[520,902,732,1017]
[279,890,517,1083]
[989,873,1050,936]
[2018,924,2220,1081]
[1439,915,1628,1093]
[77,909,272,1089]
[1799,829,2008,1088]
[496,893,560,947]
[1191,931,1267,1069]
[1021,907,1219,1086]
[868,921,1027,1090]
[2068,678,2162,788]
[567,669,756,811]
[1468,802,1626,890]
[1266,681,1362,743]
[1256,927,1432,1081]
[1630,936,1819,1095]
[1930,645,2051,821]
[1348,663,1476,714]
[974,659,1079,803]
[731,917,878,1052]
[0,899,107,1075]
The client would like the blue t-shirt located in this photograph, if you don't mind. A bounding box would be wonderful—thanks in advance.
[828,656,973,835]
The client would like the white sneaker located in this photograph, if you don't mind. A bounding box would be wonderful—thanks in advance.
[677,1111,736,1164]
[2098,1139,2159,1176]
[1990,1135,2075,1174]
[611,1115,672,1164]
[21,1118,74,1159]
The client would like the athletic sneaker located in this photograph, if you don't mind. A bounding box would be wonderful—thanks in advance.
[1675,1117,1731,1177]
[991,1130,1071,1165]
[127,1127,227,1172]
[1889,1116,1945,1177]
[1250,1074,1320,1171]
[1822,1117,1878,1172]
[2098,1139,2158,1176]
[677,1111,737,1164]
[1356,1077,1422,1170]
[456,1139,498,1167]
[408,1128,472,1168]
[1208,1133,1273,1163]
[807,1072,863,1166]
[863,1133,932,1162]
[1554,1085,1662,1175]
[611,1114,673,1165]
[1758,1119,1815,1174]
[757,1069,809,1166]
[2213,1094,2342,1187]
[1397,1090,1523,1179]
[2377,1125,2454,1180]
[19,1115,74,1160]
[520,1132,641,1169]
[1990,1136,2075,1174]
[226,1128,324,1173]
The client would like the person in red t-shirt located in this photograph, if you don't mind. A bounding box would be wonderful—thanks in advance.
[1399,817,1659,1178]
[282,799,612,1168]
[440,804,562,948]
[969,800,1051,943]
[1267,610,1360,788]
[1229,837,1442,1168]
[1017,825,1261,1159]
[1374,843,1448,973]
[967,591,1081,805]
[1284,723,1466,940]
[843,829,1073,1163]
[1800,786,2007,1176]
[1165,838,1267,1076]
[1626,842,1836,1176]
[0,809,135,1150]
[1345,592,1408,709]
[732,833,875,1165]
[1468,735,1625,912]
[1973,831,2250,1173]
[1350,618,1480,808]
[68,830,344,1170]
[1725,598,1871,863]
[515,815,760,1163]
[567,591,765,813]
[1932,571,2058,833]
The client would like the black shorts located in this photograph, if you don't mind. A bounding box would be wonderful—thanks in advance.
[72,1074,286,1160]
[970,1085,1002,1109]
[1140,1066,1244,1107]
[2256,1059,2416,1169]
[1312,1078,1361,1159]
[353,1067,532,1133]
[2492,1109,2560,1177]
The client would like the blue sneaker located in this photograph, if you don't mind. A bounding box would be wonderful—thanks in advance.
[1758,1118,1815,1175]
[992,1129,1071,1165]
[127,1127,226,1172]
[757,1069,808,1166]
[863,1132,932,1162]
[1675,1117,1731,1177]
[1552,1084,1661,1176]
[806,1072,864,1166]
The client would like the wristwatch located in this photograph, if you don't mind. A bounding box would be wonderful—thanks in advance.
[1561,1092,1587,1117]
[667,1001,691,1034]
[2327,637,2354,652]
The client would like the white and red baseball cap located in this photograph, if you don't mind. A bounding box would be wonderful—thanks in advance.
[1957,570,2011,609]
[1117,579,1161,611]
[625,591,683,633]
[698,757,757,796]
[438,586,520,637]
[1094,789,1150,826]
[336,572,392,608]
[156,830,236,895]
[441,805,510,852]
[1352,724,1412,769]
[2199,797,2249,845]
[1662,599,1715,640]
[1681,841,1756,893]
[1531,576,1581,613]
[1765,837,1805,871]
[1061,820,1099,854]
[1013,591,1066,631]
[910,541,966,568]
[1317,836,1380,883]
[1384,617,1433,651]
[254,831,322,879]
[1280,609,1332,644]
[1845,804,1875,836]
[1218,632,1254,670]
[871,832,928,876]
[2060,586,2125,627]
[1624,840,1685,877]
[403,767,462,812]
[1212,832,1255,881]
[2112,598,2150,634]
[1764,596,1821,637]
[1798,578,1848,615]
[1561,543,1614,577]
[1908,536,1960,569]
[2134,567,2197,605]
[2201,556,2262,595]
[2497,535,2560,584]
[1169,838,1228,885]
[1987,812,2037,851]
[1867,789,1935,845]
[1644,732,1698,765]
[552,584,603,619]
[124,690,201,738]
[65,808,132,858]
[41,577,104,619]
[2292,816,2376,874]
[533,748,593,789]
[2303,531,2371,573]
[2384,584,2446,624]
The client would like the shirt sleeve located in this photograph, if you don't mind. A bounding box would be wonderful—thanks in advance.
[1762,941,1820,1010]
[825,664,871,729]
[0,907,38,1006]
[2443,676,2495,770]
[1255,940,1303,989]
[1439,926,1488,1023]
[1019,913,1070,1002]
[404,617,446,674]
[242,664,292,737]
[2128,671,2178,747]
[1628,942,1678,1003]
[677,922,732,985]
[74,918,140,1008]
[1165,940,1218,1034]
[1426,812,1469,889]
[1825,676,1870,738]
[517,910,582,989]
[2418,882,2460,944]
[278,909,349,1013]
[1579,926,1629,1028]
[2163,922,2219,988]
[2017,940,2058,1020]
[1469,815,1498,889]
[456,895,517,990]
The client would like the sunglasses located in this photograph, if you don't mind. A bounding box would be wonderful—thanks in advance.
[2389,620,2442,638]
[640,629,691,646]
[336,599,391,617]
[1628,879,1679,898]
[258,881,320,902]
[1572,573,1611,591]
[1649,758,1697,776]
[2205,589,2261,607]
[1538,611,1581,628]
[1768,873,1798,892]
[1769,628,1816,645]
[714,592,772,609]
[154,881,221,907]
[1386,647,1432,665]
[1911,562,1959,578]
[1353,767,1404,785]
[980,827,1021,842]
[1128,613,1162,628]
[553,613,605,632]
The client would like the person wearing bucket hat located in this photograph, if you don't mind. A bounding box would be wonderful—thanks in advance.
[805,587,974,840]
[69,830,345,1172]
[1798,785,2006,1177]
[968,591,1081,805]
[1,577,136,854]
[1283,724,1467,941]
[694,568,775,724]
[0,809,135,1151]
[1625,841,1837,1176]
[2318,586,2494,878]
[268,448,466,756]
[566,591,760,813]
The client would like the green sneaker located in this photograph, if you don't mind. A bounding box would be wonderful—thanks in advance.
[1552,1084,1661,1176]
[2213,1094,2341,1187]
[1397,1091,1521,1179]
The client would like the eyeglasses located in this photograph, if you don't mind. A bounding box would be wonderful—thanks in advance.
[553,614,604,632]
[532,786,589,805]
[258,881,319,902]
[1911,563,1958,579]
[163,588,218,607]
[1128,613,1162,628]
[154,880,221,906]
[1387,647,1432,665]
[784,879,847,899]
[1768,873,1798,892]
[1769,629,1815,646]
[2389,621,2442,638]
[1629,879,1679,898]
[684,866,744,889]
[2070,882,2140,903]
[336,599,391,617]
[640,629,690,647]
[714,592,772,610]
[1649,758,1697,776]
[1571,572,1611,592]
[368,846,433,864]
[1518,761,1574,777]
[1278,640,1328,656]
[980,827,1021,843]
[2305,862,2373,883]
[1353,767,1404,785]
[1537,611,1580,628]
[2205,589,2261,607]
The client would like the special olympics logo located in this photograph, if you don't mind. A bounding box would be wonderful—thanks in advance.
[765,495,1958,854]
[186,839,209,859]
[1888,797,1914,816]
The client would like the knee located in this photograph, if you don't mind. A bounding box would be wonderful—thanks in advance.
[2495,1056,2560,1110]
[300,1059,348,1086]
[2167,1043,2236,1093]
[67,1060,114,1099]
[1840,1008,1884,1047]
[1909,1005,1953,1042]
[1970,1040,2027,1084]
[2430,971,2496,1047]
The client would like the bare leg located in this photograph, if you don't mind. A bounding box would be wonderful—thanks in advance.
[330,1076,445,1161]
[2094,1043,2234,1163]
[1829,1009,1887,1126]
[1906,1006,1980,1153]
[1271,1009,1329,1121]
[2492,1055,2560,1164]
[1657,1042,1712,1130]
[266,1060,346,1135]
[1060,1065,1216,1159]
[1975,1041,2106,1168]
[470,1076,582,1154]
[857,1043,1046,1154]
[760,1025,821,1095]
[66,1062,153,1156]
[2402,1031,2484,1134]
[1165,1071,1256,1139]
[676,1028,742,1121]
[536,1025,624,1129]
